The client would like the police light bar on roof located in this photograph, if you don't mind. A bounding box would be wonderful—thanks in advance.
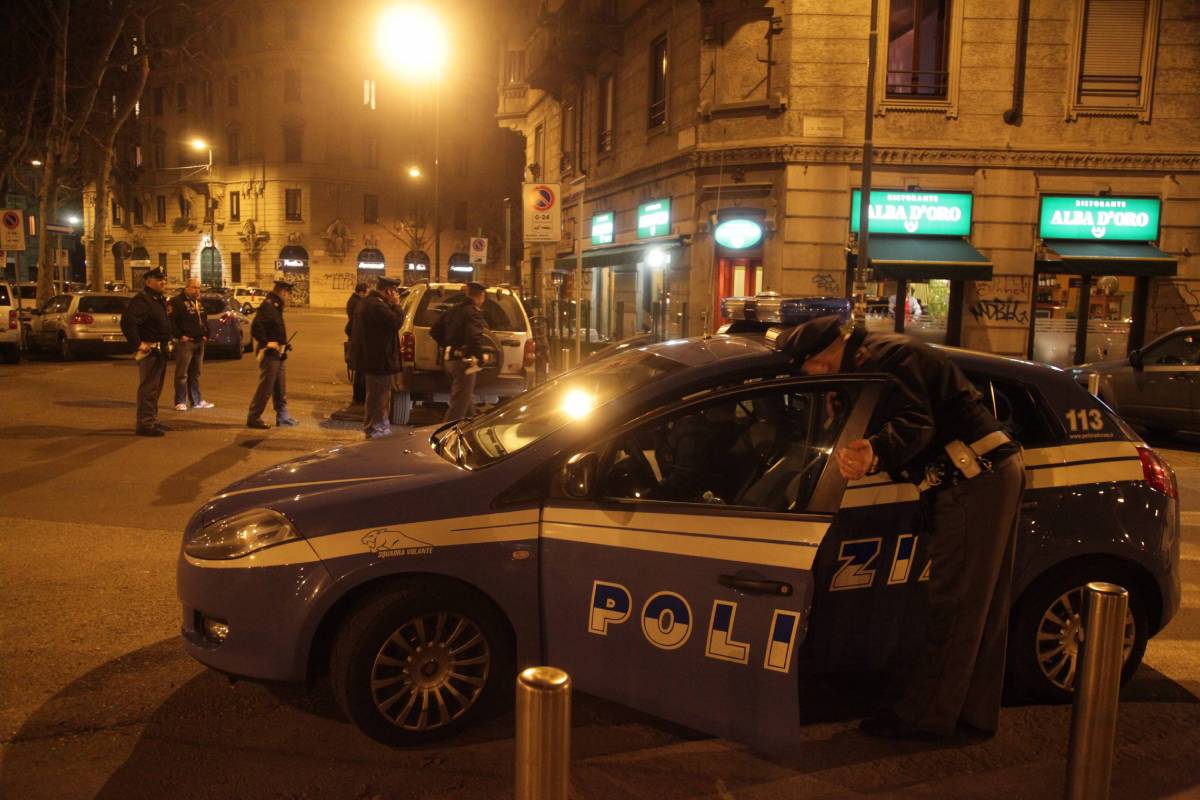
[721,294,852,326]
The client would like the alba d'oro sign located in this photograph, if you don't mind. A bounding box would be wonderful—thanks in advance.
[637,198,671,239]
[591,211,614,245]
[850,190,973,237]
[523,183,561,243]
[1039,196,1161,241]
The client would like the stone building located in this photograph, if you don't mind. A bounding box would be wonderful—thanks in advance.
[497,0,1199,365]
[86,0,523,308]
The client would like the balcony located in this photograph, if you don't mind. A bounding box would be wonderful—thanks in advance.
[525,0,621,97]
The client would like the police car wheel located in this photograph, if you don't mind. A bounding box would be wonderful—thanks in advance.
[1007,563,1149,704]
[330,584,513,746]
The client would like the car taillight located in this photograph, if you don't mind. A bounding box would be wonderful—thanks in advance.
[68,312,94,325]
[523,338,536,368]
[401,331,415,363]
[7,310,15,330]
[1137,446,1177,498]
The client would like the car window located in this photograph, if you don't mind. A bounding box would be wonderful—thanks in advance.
[1143,333,1200,366]
[19,285,37,301]
[415,289,526,332]
[46,296,70,313]
[598,384,857,512]
[969,375,1057,447]
[200,297,228,314]
[0,284,9,305]
[78,296,130,314]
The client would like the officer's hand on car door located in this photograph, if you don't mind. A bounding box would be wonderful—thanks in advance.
[836,439,875,480]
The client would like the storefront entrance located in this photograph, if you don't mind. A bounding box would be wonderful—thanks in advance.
[714,257,764,324]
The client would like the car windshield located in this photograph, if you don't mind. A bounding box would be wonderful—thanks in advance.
[436,349,687,468]
[200,297,228,314]
[78,296,130,314]
[415,288,526,332]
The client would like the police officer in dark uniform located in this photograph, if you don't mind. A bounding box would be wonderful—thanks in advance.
[246,279,299,429]
[777,316,1025,740]
[441,281,488,422]
[345,282,368,404]
[120,267,172,436]
[350,276,404,438]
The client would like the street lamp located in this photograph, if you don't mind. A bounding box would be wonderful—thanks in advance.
[407,165,422,178]
[190,138,218,285]
[377,6,446,279]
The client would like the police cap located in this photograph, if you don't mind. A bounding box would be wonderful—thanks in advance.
[465,281,487,295]
[143,267,166,280]
[273,279,295,291]
[773,315,848,362]
[376,276,401,290]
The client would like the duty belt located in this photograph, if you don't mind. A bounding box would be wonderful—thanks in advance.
[917,430,1012,493]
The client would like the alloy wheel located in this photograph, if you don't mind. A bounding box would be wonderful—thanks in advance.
[1036,585,1135,691]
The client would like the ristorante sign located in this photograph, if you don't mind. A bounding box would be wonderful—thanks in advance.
[850,190,973,237]
[1038,196,1161,241]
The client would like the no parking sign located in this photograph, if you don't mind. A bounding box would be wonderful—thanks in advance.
[469,236,488,265]
[0,210,25,251]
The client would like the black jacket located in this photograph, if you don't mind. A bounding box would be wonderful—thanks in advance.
[843,329,1011,483]
[442,300,487,358]
[121,287,170,347]
[251,291,287,349]
[345,292,363,337]
[169,293,208,340]
[349,291,403,375]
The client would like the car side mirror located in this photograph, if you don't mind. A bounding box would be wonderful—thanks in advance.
[1129,349,1143,370]
[562,452,597,499]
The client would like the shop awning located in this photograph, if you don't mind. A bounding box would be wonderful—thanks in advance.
[1038,240,1177,277]
[553,239,683,271]
[866,235,992,281]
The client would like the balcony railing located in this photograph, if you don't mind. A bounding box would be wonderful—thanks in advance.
[525,0,621,96]
[885,69,949,99]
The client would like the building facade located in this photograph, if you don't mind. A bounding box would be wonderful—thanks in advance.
[86,0,524,308]
[497,0,1199,365]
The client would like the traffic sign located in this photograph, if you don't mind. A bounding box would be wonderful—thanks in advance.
[1,209,26,251]
[469,237,488,265]
[523,183,561,243]
[44,222,73,235]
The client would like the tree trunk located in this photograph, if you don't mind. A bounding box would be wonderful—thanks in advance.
[90,155,113,288]
[36,6,69,307]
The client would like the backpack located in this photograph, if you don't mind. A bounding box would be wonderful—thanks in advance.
[430,303,457,347]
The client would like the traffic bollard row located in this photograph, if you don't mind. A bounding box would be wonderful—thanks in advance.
[515,666,571,800]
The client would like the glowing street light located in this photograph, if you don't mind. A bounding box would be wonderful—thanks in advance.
[407,165,422,178]
[67,215,81,225]
[189,137,209,151]
[30,159,43,167]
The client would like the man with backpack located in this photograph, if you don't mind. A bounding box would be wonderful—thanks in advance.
[350,276,405,438]
[432,282,488,422]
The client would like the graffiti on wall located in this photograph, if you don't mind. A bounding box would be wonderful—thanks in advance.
[811,271,840,295]
[969,275,1031,326]
[969,298,1029,325]
[323,272,357,292]
[973,276,1031,301]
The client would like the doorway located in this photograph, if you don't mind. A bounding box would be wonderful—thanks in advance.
[715,257,764,324]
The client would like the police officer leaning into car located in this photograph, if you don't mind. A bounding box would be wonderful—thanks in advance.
[170,277,214,411]
[350,276,404,438]
[120,267,172,437]
[777,315,1025,740]
[441,281,489,422]
[246,279,300,429]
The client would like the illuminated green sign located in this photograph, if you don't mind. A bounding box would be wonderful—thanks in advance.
[1038,196,1160,241]
[714,218,763,250]
[591,211,614,245]
[850,190,973,237]
[637,198,671,239]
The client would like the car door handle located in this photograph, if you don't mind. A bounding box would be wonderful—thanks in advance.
[718,574,794,597]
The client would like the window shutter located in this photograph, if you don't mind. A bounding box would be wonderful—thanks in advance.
[1078,0,1148,104]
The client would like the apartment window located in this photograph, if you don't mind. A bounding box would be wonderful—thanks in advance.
[886,0,949,98]
[155,195,166,224]
[533,123,545,177]
[284,70,301,102]
[284,7,300,40]
[365,134,379,168]
[453,201,468,231]
[153,140,165,169]
[158,252,167,271]
[176,83,187,113]
[153,86,164,116]
[111,199,122,225]
[364,193,379,224]
[230,252,242,283]
[1069,0,1160,120]
[560,93,577,176]
[229,191,241,222]
[648,34,668,129]
[283,125,302,162]
[202,79,213,108]
[285,189,302,221]
[182,253,191,281]
[178,193,191,219]
[224,129,240,166]
[203,196,214,223]
[597,74,615,155]
[363,79,377,110]
[505,50,526,84]
[227,76,239,107]
[133,198,144,226]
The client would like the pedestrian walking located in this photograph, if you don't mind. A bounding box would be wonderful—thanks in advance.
[246,279,300,429]
[778,315,1025,740]
[350,276,404,438]
[120,267,172,437]
[345,282,368,404]
[170,277,215,411]
[434,281,488,422]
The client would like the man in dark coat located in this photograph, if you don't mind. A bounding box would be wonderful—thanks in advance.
[246,280,299,429]
[345,282,368,404]
[350,276,404,438]
[777,316,1024,740]
[170,277,213,411]
[440,282,489,422]
[120,267,172,436]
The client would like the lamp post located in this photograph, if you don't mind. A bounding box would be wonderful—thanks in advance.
[190,138,218,286]
[378,6,446,279]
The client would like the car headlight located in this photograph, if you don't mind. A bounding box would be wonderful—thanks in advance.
[185,508,298,560]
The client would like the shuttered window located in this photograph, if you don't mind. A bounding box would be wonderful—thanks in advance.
[1077,0,1147,105]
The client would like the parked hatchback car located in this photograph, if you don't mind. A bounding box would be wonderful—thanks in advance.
[198,293,252,358]
[391,282,534,424]
[231,285,271,314]
[26,292,133,359]
[0,281,20,363]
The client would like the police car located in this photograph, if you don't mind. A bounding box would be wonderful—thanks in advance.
[177,318,1180,750]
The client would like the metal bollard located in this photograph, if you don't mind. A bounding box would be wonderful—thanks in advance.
[559,347,572,371]
[1065,582,1129,800]
[515,666,571,800]
[1087,372,1101,398]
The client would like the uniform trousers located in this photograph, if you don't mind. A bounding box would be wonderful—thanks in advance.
[443,359,477,422]
[136,351,167,431]
[174,339,205,406]
[247,353,288,422]
[363,373,395,438]
[892,451,1026,735]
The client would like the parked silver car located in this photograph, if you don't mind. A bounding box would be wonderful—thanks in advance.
[199,293,252,358]
[1075,324,1200,434]
[26,292,134,360]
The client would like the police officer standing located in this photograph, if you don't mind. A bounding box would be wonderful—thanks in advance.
[778,316,1024,740]
[170,277,214,411]
[120,267,172,436]
[350,276,404,438]
[246,279,300,429]
[345,282,368,404]
[440,281,488,422]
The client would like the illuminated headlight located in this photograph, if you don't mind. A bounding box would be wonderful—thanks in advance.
[203,617,230,642]
[185,508,297,560]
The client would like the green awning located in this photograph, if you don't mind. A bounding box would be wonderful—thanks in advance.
[867,235,992,281]
[1038,240,1177,277]
[553,240,681,271]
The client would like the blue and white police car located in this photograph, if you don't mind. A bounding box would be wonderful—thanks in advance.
[178,321,1180,750]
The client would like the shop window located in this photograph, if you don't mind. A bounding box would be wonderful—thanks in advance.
[597,74,615,156]
[1069,0,1160,121]
[155,195,166,224]
[229,191,240,222]
[285,189,302,221]
[364,193,379,224]
[228,76,239,107]
[283,125,302,162]
[876,0,964,116]
[231,252,242,284]
[648,34,668,129]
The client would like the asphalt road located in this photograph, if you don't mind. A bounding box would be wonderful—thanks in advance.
[1,309,1199,799]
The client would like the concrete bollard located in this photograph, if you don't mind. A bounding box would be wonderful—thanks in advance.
[515,666,571,800]
[1065,582,1129,800]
